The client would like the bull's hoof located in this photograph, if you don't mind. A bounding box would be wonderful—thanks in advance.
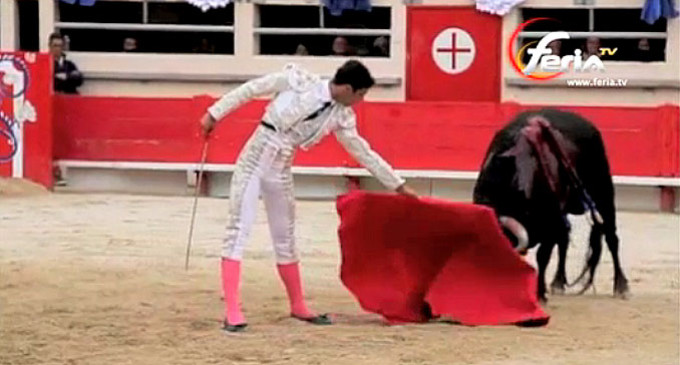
[538,296,548,305]
[614,290,630,300]
[550,279,567,295]
[614,279,631,299]
[550,285,566,295]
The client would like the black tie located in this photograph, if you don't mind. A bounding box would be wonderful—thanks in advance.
[303,101,332,121]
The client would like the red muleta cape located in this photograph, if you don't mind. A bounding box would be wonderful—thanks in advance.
[336,191,549,327]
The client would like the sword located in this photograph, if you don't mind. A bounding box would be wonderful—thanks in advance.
[185,139,210,270]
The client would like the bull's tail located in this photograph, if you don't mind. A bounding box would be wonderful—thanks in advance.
[569,257,593,290]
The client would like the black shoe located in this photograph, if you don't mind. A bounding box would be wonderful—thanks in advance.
[291,313,333,325]
[222,320,248,333]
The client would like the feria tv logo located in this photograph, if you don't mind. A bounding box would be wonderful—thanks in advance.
[509,18,607,80]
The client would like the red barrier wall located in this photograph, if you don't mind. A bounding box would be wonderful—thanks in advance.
[0,52,54,187]
[53,95,680,177]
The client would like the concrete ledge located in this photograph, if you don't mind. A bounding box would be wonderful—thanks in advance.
[209,172,350,199]
[57,160,680,187]
[55,160,680,212]
[62,168,189,196]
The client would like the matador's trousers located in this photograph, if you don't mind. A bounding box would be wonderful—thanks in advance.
[221,125,299,263]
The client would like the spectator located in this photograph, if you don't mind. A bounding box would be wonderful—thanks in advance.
[637,38,654,62]
[294,44,309,56]
[49,33,83,94]
[63,35,71,52]
[193,38,216,53]
[332,36,353,56]
[123,37,138,52]
[582,36,601,59]
[355,42,371,57]
[371,36,389,57]
[547,39,562,57]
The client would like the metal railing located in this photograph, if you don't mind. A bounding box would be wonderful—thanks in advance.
[55,22,234,33]
[519,31,667,39]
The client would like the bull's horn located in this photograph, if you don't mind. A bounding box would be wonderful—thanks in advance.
[499,216,530,253]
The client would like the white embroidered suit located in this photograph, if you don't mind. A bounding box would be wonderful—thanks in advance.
[210,63,404,262]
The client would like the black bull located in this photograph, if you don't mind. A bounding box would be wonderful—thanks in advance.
[473,108,630,302]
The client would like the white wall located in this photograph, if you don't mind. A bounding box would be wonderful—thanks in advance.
[0,0,19,50]
[11,0,680,106]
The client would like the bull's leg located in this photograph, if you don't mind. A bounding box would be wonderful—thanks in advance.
[536,242,555,303]
[550,234,569,295]
[604,229,630,298]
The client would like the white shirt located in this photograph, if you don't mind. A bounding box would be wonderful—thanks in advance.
[207,63,405,190]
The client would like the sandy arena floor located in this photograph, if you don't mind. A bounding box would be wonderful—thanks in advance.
[1,186,678,364]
